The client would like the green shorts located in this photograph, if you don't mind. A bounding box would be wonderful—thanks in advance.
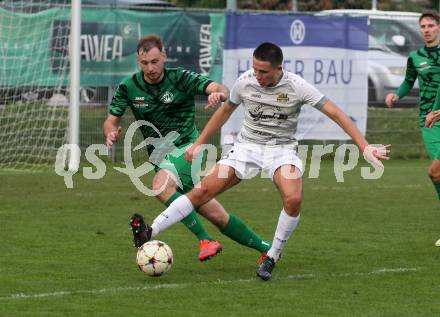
[154,144,207,194]
[421,125,440,160]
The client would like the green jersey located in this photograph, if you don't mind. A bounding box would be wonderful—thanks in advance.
[397,45,440,127]
[109,67,212,155]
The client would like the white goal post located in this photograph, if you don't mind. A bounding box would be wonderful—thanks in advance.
[69,0,81,172]
[0,0,80,170]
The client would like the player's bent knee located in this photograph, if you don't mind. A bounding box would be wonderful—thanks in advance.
[152,171,177,198]
[188,185,213,207]
[283,193,302,214]
[152,183,170,202]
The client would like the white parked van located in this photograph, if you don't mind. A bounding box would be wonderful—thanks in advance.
[319,9,423,105]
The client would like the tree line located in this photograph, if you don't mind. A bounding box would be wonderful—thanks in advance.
[171,0,437,12]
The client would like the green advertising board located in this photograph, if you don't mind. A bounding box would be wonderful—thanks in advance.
[0,7,71,87]
[0,7,225,87]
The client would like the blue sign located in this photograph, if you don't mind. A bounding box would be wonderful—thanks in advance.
[225,13,368,51]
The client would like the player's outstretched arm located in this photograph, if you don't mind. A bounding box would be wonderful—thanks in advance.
[204,82,230,109]
[103,114,123,148]
[319,100,390,165]
[186,101,236,161]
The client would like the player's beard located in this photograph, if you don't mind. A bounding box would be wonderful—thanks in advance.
[145,71,162,83]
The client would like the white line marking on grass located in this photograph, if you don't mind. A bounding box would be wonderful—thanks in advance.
[0,267,420,301]
[370,267,419,274]
[0,283,190,301]
[330,267,419,278]
[309,184,423,191]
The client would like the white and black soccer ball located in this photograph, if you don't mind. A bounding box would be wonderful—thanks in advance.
[136,240,173,277]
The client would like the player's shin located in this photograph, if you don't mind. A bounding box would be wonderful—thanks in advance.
[220,214,271,253]
[151,195,194,236]
[267,209,300,262]
[165,192,214,241]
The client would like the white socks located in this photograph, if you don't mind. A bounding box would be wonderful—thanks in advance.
[151,195,194,237]
[267,209,300,262]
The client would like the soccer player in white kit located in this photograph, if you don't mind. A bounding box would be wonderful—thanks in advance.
[133,42,390,280]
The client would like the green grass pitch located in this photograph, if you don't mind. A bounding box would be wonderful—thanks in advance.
[1,160,439,316]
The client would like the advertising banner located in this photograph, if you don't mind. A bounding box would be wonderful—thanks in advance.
[0,8,225,87]
[0,7,70,87]
[77,9,225,85]
[222,13,369,141]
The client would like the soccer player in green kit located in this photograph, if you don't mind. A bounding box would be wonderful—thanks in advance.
[386,12,440,246]
[104,34,271,261]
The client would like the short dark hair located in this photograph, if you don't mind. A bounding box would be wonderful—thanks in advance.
[137,34,163,54]
[419,11,440,24]
[253,42,283,67]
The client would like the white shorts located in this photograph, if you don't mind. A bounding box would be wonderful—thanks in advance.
[218,141,303,180]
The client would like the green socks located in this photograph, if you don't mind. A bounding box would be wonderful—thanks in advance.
[165,192,214,241]
[220,214,271,253]
[165,193,272,253]
[434,182,440,200]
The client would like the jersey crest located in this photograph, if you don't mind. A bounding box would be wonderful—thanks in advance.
[160,91,174,104]
[277,93,290,103]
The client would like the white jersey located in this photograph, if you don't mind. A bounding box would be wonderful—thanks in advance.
[229,69,327,145]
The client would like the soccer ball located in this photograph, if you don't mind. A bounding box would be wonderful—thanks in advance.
[136,240,173,277]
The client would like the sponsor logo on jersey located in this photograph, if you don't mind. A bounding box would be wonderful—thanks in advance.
[134,97,148,108]
[249,109,288,122]
[251,93,261,98]
[133,97,148,109]
[161,91,174,104]
[248,104,288,122]
[134,103,149,108]
[277,93,289,103]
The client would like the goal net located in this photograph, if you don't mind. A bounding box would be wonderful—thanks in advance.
[0,1,72,170]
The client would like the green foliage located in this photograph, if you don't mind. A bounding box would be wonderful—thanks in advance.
[299,0,371,11]
[379,0,427,12]
[171,0,434,11]
[172,0,226,8]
